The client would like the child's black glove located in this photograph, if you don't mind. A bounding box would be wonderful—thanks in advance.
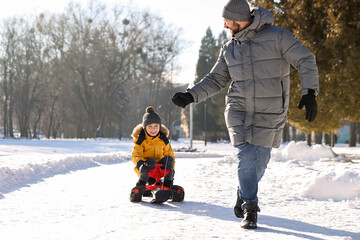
[137,160,150,174]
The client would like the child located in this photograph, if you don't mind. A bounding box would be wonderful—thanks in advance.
[130,106,175,202]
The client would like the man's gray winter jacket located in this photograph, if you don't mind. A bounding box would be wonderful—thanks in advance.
[188,7,319,148]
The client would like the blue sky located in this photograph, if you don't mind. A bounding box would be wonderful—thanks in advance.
[0,0,231,84]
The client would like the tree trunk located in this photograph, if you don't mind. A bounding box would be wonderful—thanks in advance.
[291,125,297,141]
[330,131,335,147]
[2,63,8,137]
[349,122,357,147]
[306,133,312,146]
[297,132,306,141]
[47,99,56,138]
[283,122,290,142]
[3,97,8,138]
[315,132,322,144]
[324,133,330,145]
[33,111,42,139]
[8,97,14,138]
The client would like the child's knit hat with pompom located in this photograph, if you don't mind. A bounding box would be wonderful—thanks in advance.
[142,106,161,128]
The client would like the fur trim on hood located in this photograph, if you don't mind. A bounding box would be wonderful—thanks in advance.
[131,124,170,139]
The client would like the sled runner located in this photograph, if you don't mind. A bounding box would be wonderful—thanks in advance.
[130,164,185,204]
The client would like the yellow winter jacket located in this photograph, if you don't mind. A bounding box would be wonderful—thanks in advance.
[131,124,175,177]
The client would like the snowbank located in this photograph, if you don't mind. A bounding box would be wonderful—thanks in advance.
[0,152,131,195]
[270,141,360,201]
[272,141,333,162]
[303,170,360,201]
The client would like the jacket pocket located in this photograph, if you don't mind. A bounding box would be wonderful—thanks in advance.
[224,104,246,128]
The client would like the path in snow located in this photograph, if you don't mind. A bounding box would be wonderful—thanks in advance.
[0,156,359,240]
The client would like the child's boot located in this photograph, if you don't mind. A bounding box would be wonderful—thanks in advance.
[164,180,173,188]
[130,180,146,202]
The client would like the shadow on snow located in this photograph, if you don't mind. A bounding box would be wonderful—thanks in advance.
[143,200,360,240]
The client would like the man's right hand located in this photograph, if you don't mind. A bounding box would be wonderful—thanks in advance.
[172,92,194,108]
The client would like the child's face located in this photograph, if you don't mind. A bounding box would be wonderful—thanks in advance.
[146,123,160,137]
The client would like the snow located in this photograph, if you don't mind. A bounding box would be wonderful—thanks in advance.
[0,138,359,239]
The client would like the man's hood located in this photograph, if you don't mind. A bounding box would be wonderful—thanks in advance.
[233,7,274,41]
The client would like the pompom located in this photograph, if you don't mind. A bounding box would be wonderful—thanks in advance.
[146,106,155,113]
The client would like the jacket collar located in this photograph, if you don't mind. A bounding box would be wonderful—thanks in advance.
[145,130,160,140]
[233,7,274,42]
[131,124,170,139]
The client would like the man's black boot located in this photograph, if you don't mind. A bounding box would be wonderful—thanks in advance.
[240,203,258,229]
[234,190,244,218]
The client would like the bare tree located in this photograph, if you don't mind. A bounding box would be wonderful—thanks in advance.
[0,1,184,139]
[0,18,19,137]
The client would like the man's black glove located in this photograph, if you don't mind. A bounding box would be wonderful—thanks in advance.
[137,160,150,174]
[298,89,317,122]
[172,92,194,108]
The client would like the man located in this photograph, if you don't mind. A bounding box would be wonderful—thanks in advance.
[172,0,319,229]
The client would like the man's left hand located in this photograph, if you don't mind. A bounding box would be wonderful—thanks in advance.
[298,89,317,122]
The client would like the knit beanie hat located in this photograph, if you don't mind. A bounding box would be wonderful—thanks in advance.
[142,106,161,128]
[222,0,252,22]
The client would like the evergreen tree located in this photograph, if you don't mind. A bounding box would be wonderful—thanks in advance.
[193,28,229,142]
[252,0,360,137]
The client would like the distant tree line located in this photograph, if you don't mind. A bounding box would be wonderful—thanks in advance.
[0,1,184,139]
[190,0,360,147]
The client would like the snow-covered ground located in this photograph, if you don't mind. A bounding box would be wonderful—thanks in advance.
[0,138,359,239]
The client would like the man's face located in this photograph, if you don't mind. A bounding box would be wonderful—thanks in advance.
[224,19,249,37]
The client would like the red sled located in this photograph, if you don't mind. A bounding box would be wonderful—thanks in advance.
[146,164,172,192]
[130,163,185,204]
